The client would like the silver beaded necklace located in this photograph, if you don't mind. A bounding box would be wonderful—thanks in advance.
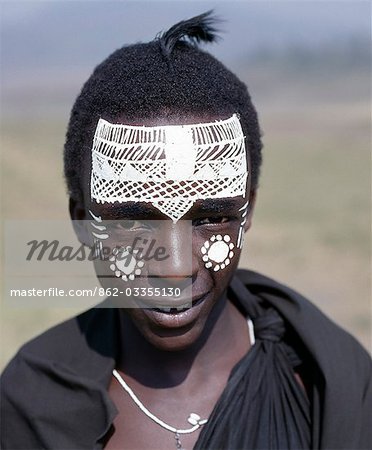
[113,318,255,450]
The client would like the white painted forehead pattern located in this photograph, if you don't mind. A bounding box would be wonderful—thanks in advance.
[90,114,248,222]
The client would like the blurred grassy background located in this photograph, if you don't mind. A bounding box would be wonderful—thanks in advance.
[1,2,371,370]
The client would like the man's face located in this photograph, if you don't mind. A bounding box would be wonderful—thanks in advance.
[78,114,254,351]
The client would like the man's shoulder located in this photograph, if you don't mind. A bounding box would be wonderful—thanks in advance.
[1,307,117,448]
[1,306,117,386]
[1,310,83,387]
[236,268,371,371]
[4,308,91,367]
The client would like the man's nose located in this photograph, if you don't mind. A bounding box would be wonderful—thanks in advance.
[147,221,196,287]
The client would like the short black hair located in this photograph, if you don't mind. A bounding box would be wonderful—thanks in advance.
[64,11,262,203]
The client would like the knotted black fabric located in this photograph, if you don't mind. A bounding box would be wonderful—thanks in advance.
[195,277,311,449]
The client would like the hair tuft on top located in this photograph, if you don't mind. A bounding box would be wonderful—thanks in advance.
[64,11,263,203]
[159,10,220,58]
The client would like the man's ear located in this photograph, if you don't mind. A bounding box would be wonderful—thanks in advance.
[244,189,257,232]
[69,197,91,247]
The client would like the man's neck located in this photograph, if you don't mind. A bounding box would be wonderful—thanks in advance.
[116,294,250,390]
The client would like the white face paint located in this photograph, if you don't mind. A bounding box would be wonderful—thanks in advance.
[90,114,248,223]
[109,246,144,281]
[201,234,234,272]
[237,200,249,249]
[89,210,145,281]
[89,210,108,259]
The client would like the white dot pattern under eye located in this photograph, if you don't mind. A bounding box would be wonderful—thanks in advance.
[201,235,235,272]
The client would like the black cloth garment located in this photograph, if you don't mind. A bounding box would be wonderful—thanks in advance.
[1,270,371,449]
[195,276,311,449]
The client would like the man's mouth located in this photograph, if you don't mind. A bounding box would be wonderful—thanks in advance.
[135,294,208,314]
[150,296,206,314]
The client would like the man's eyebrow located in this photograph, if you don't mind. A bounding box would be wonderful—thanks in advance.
[99,203,160,219]
[195,198,241,213]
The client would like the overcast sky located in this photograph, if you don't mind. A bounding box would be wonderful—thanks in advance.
[1,0,370,74]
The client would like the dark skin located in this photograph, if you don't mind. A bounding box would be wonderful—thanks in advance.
[71,114,302,449]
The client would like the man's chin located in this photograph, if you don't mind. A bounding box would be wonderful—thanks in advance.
[141,320,207,352]
[127,291,227,352]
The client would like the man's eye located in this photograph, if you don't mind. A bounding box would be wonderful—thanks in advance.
[109,220,149,231]
[193,217,230,226]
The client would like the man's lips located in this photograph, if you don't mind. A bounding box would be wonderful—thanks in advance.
[140,292,210,328]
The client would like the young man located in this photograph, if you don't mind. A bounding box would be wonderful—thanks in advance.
[1,12,371,450]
